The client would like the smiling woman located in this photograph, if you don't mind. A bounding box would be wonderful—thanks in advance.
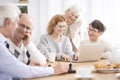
[38,14,77,62]
[85,0,120,46]
[80,19,113,59]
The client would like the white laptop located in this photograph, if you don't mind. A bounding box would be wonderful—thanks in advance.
[72,43,104,62]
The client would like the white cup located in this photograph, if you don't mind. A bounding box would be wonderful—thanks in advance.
[76,67,92,77]
[47,52,56,63]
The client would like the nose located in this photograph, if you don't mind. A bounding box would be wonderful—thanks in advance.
[71,16,76,21]
[88,30,93,35]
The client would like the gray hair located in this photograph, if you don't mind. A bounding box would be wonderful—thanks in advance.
[0,3,21,27]
[65,5,81,16]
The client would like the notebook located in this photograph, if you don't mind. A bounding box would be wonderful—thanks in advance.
[72,43,104,62]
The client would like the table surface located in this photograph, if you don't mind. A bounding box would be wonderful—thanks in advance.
[23,59,120,80]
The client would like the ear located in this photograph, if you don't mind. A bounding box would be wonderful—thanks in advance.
[4,18,11,28]
[99,32,103,36]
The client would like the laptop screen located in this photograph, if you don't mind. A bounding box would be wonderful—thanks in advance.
[77,43,104,62]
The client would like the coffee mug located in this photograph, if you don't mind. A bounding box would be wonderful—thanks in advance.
[47,52,56,63]
[76,67,92,76]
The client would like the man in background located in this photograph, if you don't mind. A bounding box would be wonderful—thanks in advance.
[7,13,46,66]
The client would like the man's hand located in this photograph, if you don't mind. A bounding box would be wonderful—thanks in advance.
[53,63,69,75]
[23,32,31,46]
[29,61,41,66]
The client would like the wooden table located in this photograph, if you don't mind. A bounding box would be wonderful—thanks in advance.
[23,59,120,80]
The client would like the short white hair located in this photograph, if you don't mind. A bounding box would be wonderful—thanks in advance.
[0,3,21,27]
[66,5,81,16]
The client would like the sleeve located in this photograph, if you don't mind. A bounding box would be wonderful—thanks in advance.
[0,45,54,78]
[64,37,75,57]
[55,37,75,60]
[38,35,50,59]
[101,40,113,58]
[26,41,47,65]
[56,52,62,60]
[70,19,82,38]
[70,20,82,51]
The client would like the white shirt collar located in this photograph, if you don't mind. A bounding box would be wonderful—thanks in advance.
[0,33,7,43]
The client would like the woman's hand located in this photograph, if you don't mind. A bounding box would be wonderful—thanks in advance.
[23,32,31,46]
[73,53,79,61]
[61,53,72,61]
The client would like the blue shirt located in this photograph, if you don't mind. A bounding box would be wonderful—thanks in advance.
[0,33,54,80]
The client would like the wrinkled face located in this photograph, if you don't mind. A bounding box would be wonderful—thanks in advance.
[66,10,79,25]
[14,16,33,40]
[88,25,102,42]
[53,21,67,35]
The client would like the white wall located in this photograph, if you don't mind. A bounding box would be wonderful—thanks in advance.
[2,0,119,46]
[28,0,40,44]
[86,0,120,45]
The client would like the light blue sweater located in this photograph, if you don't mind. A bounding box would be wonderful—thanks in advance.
[38,34,74,60]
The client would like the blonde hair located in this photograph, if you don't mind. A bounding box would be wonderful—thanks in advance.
[47,14,66,35]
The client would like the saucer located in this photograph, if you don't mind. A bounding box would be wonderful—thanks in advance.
[116,73,120,78]
[75,74,94,79]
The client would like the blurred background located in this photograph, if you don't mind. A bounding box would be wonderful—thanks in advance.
[0,0,120,46]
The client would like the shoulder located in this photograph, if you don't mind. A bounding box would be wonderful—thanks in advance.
[41,34,48,38]
[7,39,13,45]
[98,39,109,43]
[40,34,50,39]
[98,39,111,46]
[40,34,52,43]
[7,39,17,48]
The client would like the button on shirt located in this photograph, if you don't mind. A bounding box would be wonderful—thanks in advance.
[0,33,54,80]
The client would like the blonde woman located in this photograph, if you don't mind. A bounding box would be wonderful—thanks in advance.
[38,14,77,61]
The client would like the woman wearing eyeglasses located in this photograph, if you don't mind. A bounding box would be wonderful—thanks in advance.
[80,20,113,59]
[38,14,78,61]
[7,13,46,66]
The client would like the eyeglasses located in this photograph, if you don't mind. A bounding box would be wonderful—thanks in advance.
[56,24,67,28]
[87,28,99,33]
[18,23,32,31]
